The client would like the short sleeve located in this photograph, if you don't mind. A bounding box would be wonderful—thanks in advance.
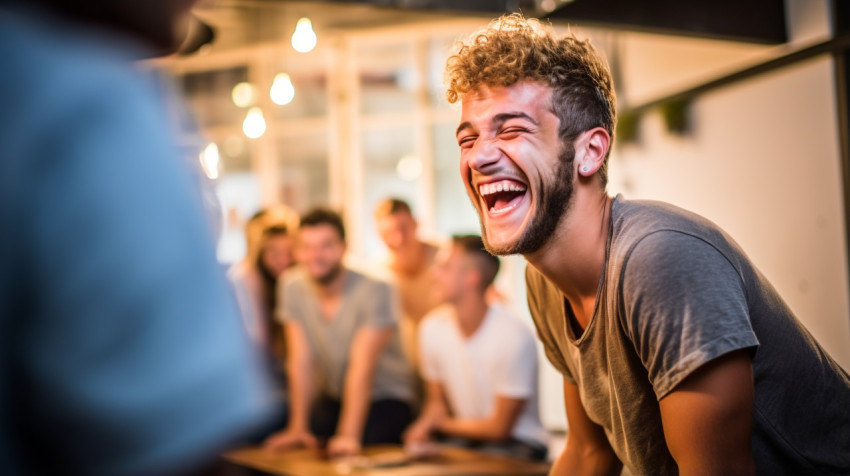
[366,280,400,328]
[525,265,574,380]
[621,231,759,399]
[494,321,539,399]
[279,274,303,324]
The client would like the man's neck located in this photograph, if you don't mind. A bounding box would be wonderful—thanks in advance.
[391,240,429,276]
[312,267,347,301]
[524,191,613,330]
[452,292,489,339]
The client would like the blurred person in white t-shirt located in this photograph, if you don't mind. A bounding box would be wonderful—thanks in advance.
[404,235,548,461]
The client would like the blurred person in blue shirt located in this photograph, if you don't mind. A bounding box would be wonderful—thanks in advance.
[0,1,274,475]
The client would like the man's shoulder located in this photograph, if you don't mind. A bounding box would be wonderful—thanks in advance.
[421,240,440,261]
[346,267,393,293]
[489,305,531,329]
[281,267,310,294]
[486,305,537,345]
[610,197,748,281]
[420,304,456,333]
[611,196,734,253]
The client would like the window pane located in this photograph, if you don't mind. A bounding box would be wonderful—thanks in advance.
[272,73,328,120]
[361,125,421,258]
[180,66,249,129]
[432,122,478,236]
[428,37,456,110]
[278,132,329,212]
[357,43,415,115]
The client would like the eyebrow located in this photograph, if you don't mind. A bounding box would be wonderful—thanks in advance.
[455,112,539,137]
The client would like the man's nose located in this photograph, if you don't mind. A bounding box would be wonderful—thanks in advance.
[469,139,501,171]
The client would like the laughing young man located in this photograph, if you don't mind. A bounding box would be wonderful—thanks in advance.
[446,14,850,476]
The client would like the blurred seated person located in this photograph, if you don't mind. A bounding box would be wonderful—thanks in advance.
[404,235,548,461]
[264,208,415,457]
[229,206,298,345]
[230,220,294,357]
[230,224,295,441]
[374,198,441,370]
[256,225,295,359]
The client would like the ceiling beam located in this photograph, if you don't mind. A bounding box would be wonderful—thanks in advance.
[546,0,787,44]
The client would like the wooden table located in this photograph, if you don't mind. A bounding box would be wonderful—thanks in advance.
[222,445,551,476]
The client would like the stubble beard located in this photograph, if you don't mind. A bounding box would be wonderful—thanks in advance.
[316,262,344,285]
[480,144,575,256]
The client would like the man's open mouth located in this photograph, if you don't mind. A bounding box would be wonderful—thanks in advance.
[479,179,527,213]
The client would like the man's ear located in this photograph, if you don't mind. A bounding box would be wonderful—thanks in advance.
[574,127,610,177]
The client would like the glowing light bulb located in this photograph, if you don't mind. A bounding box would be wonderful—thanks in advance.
[242,107,266,139]
[200,142,220,179]
[291,17,317,53]
[270,73,295,105]
[231,82,256,108]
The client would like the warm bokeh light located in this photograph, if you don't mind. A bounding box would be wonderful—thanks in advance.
[291,17,317,53]
[200,142,220,179]
[242,107,266,138]
[231,82,257,108]
[396,154,422,181]
[270,73,295,105]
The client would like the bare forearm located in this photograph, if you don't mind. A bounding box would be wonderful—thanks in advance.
[436,416,511,441]
[549,438,622,476]
[286,360,313,430]
[336,367,373,438]
[416,399,448,429]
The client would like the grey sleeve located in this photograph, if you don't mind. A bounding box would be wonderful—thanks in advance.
[15,69,273,476]
[367,280,400,328]
[621,231,759,399]
[279,277,301,324]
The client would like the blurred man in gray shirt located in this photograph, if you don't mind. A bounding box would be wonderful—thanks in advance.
[264,208,414,458]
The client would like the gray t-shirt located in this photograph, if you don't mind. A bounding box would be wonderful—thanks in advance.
[526,195,850,475]
[280,268,414,403]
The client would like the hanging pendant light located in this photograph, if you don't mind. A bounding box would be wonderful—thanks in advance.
[291,17,317,53]
[270,73,295,105]
[242,107,266,139]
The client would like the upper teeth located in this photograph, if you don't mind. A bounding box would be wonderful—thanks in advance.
[479,181,526,196]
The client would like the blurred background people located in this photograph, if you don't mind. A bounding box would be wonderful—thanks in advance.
[374,198,441,372]
[257,225,295,354]
[229,221,295,441]
[264,208,414,458]
[0,0,274,475]
[404,235,548,461]
[229,207,297,355]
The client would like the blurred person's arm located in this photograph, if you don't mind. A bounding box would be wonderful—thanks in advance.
[329,326,394,456]
[435,396,526,441]
[550,381,622,476]
[403,380,449,445]
[263,321,318,451]
[437,322,538,442]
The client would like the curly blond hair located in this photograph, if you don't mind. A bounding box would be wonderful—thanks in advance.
[445,14,616,184]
